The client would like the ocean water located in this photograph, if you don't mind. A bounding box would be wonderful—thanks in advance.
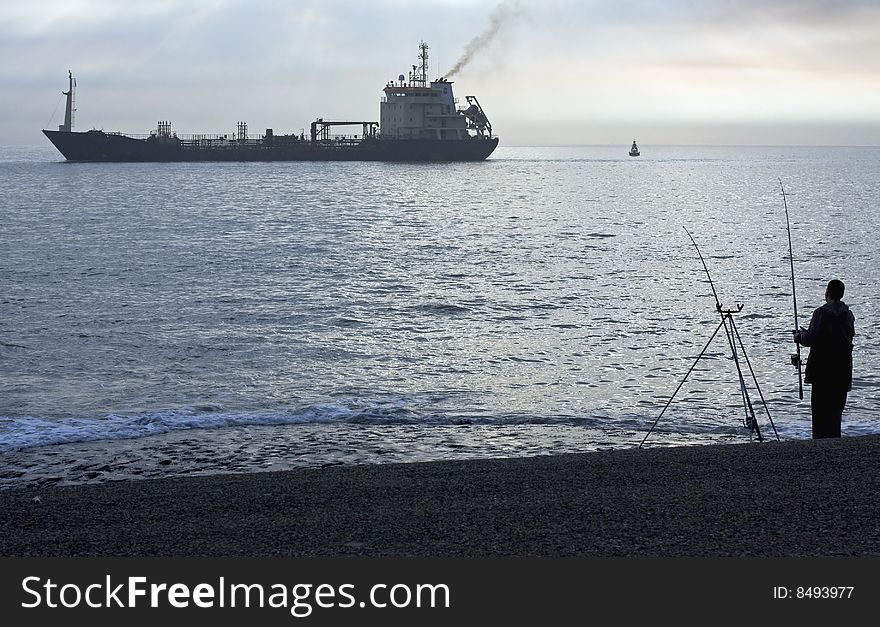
[1,144,878,488]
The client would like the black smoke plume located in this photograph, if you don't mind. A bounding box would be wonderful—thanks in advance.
[445,0,522,78]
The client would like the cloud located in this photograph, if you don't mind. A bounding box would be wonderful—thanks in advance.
[542,0,880,74]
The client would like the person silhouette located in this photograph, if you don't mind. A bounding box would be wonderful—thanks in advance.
[794,279,855,438]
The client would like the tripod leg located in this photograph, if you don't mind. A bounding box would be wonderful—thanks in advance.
[720,314,762,441]
[721,314,753,431]
[729,317,781,442]
[640,317,727,448]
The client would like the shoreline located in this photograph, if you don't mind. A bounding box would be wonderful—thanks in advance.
[0,421,738,491]
[2,435,879,557]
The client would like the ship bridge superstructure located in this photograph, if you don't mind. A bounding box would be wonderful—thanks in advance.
[380,42,494,141]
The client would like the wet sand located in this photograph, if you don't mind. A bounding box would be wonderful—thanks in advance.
[1,435,878,557]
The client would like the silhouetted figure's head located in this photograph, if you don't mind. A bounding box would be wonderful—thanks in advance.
[826,279,845,301]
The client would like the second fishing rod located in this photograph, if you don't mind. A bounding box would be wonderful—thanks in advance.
[780,178,804,400]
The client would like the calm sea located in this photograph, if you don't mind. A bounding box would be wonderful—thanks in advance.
[1,144,878,487]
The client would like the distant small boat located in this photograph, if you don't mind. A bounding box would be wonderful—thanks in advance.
[629,140,640,157]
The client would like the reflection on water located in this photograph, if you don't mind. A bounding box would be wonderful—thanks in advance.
[1,145,878,484]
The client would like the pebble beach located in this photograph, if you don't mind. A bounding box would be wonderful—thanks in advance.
[2,435,878,557]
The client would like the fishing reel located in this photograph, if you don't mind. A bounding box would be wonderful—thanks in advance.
[790,353,802,368]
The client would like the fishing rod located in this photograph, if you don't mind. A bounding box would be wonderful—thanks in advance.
[682,227,757,435]
[682,227,724,313]
[780,179,803,400]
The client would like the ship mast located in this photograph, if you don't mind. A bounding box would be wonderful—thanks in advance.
[60,70,76,132]
[409,41,429,88]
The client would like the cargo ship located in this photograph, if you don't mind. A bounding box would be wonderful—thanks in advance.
[43,42,498,162]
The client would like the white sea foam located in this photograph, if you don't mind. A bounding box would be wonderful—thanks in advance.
[0,401,628,452]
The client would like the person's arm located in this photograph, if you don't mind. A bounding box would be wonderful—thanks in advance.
[795,309,822,346]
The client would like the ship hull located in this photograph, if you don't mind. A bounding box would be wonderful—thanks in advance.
[43,130,498,163]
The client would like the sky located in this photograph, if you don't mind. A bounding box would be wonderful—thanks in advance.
[2,0,880,146]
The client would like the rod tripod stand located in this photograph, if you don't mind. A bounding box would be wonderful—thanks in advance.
[640,303,780,448]
[641,226,782,448]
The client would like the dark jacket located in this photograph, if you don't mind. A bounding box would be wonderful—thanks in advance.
[796,300,855,391]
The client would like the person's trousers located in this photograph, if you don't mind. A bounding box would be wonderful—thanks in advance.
[810,384,848,438]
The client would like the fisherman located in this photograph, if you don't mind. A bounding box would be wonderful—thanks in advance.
[793,279,855,438]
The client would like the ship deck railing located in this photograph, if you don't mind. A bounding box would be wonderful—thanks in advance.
[107,132,154,139]
[107,131,370,148]
[179,138,275,150]
[108,131,273,143]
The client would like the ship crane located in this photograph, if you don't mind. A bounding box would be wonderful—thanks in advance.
[463,96,492,138]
